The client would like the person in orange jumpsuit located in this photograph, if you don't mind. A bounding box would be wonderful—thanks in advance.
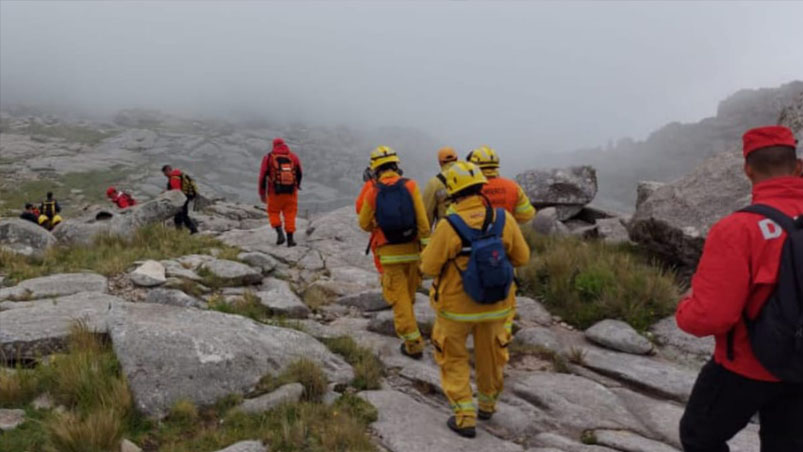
[259,138,303,247]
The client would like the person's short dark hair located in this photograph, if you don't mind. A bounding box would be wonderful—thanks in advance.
[24,203,33,209]
[451,183,484,200]
[46,192,53,199]
[746,145,798,176]
[161,164,172,172]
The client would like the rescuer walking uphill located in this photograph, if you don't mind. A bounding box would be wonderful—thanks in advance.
[421,161,530,438]
[358,146,431,359]
[259,138,302,247]
[162,165,199,234]
[422,147,459,228]
[676,125,803,452]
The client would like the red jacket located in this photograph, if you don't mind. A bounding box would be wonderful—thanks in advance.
[166,169,184,191]
[676,176,803,381]
[111,192,136,209]
[258,145,302,201]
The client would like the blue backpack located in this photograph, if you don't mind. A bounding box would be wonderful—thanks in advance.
[375,178,418,244]
[728,204,803,382]
[446,207,514,304]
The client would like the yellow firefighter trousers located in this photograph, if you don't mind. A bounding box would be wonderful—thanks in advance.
[431,316,511,428]
[381,263,424,354]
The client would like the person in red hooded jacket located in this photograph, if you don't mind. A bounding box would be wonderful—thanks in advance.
[162,165,199,234]
[676,125,803,452]
[106,186,137,209]
[259,138,302,247]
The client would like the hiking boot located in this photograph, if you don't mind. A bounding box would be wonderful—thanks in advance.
[478,410,494,421]
[447,416,476,438]
[275,228,286,246]
[286,233,296,248]
[399,343,423,360]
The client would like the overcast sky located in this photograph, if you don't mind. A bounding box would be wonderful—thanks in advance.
[1,1,802,156]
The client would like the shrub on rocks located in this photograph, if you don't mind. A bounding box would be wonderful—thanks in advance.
[519,232,679,331]
[322,336,384,390]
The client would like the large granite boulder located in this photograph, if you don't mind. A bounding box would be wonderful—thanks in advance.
[108,302,353,418]
[54,190,187,245]
[0,292,117,359]
[0,219,57,257]
[516,166,598,208]
[0,273,108,301]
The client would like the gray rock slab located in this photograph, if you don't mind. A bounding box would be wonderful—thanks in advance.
[108,302,352,418]
[130,260,166,287]
[214,441,267,452]
[514,327,562,354]
[516,166,597,208]
[335,289,389,312]
[580,346,697,402]
[0,272,107,301]
[368,294,434,337]
[513,372,649,436]
[596,218,631,244]
[651,316,713,368]
[531,433,617,452]
[0,218,56,257]
[161,260,202,281]
[531,207,570,237]
[144,288,205,309]
[516,297,552,326]
[593,430,679,452]
[238,252,279,273]
[585,320,654,355]
[201,259,262,286]
[360,390,524,452]
[237,383,304,414]
[256,278,311,318]
[0,408,25,431]
[176,254,215,269]
[0,292,116,359]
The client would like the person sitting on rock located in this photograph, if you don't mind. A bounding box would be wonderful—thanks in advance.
[358,146,430,360]
[19,203,39,224]
[676,125,803,452]
[420,161,530,439]
[162,165,199,234]
[106,186,137,209]
[38,191,63,230]
[422,147,459,228]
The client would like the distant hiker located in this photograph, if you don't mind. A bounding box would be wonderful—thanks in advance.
[20,203,38,224]
[467,146,535,225]
[421,161,530,438]
[162,165,199,234]
[106,186,137,209]
[676,125,803,452]
[358,146,430,359]
[38,192,63,230]
[259,138,302,247]
[422,147,458,228]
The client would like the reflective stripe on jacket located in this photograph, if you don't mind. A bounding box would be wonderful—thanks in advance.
[420,196,530,321]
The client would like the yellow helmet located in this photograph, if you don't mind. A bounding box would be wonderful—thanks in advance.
[369,145,401,171]
[442,161,487,196]
[467,145,500,169]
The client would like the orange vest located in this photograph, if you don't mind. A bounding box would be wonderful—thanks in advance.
[481,177,519,214]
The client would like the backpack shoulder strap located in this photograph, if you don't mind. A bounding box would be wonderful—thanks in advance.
[738,204,797,232]
[436,173,447,187]
[489,208,507,237]
[445,213,473,252]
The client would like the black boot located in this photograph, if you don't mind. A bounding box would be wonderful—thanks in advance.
[286,232,296,248]
[447,416,476,438]
[275,227,286,245]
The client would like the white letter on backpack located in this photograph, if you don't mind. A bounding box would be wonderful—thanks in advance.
[758,219,783,240]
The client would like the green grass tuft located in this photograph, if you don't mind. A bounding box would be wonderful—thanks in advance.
[519,232,680,331]
[322,336,384,390]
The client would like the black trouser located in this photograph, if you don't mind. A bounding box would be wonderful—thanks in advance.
[680,360,803,452]
[174,198,198,234]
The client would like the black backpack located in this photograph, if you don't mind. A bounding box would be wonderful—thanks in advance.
[729,204,803,382]
[375,178,417,244]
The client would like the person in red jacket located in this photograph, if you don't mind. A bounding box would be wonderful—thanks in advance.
[106,186,137,209]
[676,125,803,452]
[162,165,199,234]
[258,138,302,247]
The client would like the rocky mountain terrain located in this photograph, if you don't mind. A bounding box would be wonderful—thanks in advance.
[0,107,439,218]
[545,81,803,212]
[0,187,754,451]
